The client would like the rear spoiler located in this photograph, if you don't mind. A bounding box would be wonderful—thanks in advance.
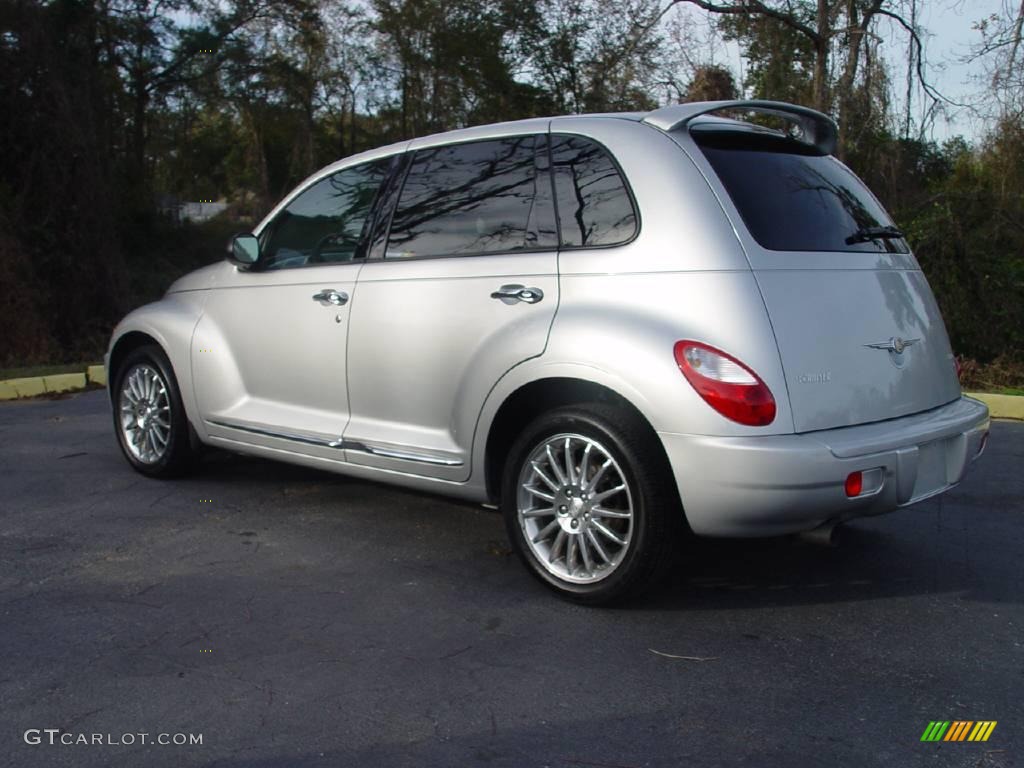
[642,100,838,156]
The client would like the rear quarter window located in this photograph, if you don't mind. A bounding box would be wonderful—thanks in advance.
[550,135,637,248]
[694,130,907,254]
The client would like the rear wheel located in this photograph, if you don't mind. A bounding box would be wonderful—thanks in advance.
[112,345,196,478]
[501,403,681,604]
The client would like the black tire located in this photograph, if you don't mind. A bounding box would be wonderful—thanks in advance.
[501,403,682,605]
[112,344,197,478]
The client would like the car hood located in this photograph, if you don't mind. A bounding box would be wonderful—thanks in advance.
[166,262,225,294]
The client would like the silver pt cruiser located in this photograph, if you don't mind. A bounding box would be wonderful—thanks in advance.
[107,100,990,603]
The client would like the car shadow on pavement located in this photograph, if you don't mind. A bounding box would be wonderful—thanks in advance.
[181,444,1019,614]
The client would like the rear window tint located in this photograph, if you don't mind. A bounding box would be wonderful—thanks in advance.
[550,135,637,247]
[386,136,549,259]
[695,131,907,253]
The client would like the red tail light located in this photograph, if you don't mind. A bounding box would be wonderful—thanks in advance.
[673,341,776,426]
[845,471,863,497]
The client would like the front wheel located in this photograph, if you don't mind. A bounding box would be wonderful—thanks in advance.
[112,345,197,478]
[501,403,681,604]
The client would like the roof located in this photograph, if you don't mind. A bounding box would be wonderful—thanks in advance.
[327,100,838,178]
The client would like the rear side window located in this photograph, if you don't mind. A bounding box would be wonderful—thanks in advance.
[695,131,907,253]
[386,136,555,258]
[550,135,637,247]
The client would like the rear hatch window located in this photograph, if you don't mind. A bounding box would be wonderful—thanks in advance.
[694,129,907,254]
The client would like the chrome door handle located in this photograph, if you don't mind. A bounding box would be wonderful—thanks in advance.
[490,284,544,305]
[312,289,349,306]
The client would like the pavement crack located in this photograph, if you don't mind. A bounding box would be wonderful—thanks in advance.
[440,645,472,660]
[148,490,177,509]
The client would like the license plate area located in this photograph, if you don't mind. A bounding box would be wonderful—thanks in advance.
[910,439,950,502]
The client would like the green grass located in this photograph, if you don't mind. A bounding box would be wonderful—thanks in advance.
[984,386,1024,396]
[0,362,101,381]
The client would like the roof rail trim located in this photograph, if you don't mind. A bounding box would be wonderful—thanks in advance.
[643,100,838,155]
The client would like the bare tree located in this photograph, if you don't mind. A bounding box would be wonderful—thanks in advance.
[966,0,1024,118]
[665,0,950,158]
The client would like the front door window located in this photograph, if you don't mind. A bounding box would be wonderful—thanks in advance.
[261,158,391,270]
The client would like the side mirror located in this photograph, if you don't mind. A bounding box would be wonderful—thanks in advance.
[228,233,260,268]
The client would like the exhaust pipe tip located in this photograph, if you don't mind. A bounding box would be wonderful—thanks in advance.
[798,520,841,547]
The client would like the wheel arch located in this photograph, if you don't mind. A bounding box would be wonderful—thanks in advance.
[107,331,162,402]
[481,375,677,510]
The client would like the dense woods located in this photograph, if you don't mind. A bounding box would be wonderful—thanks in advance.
[0,0,1021,381]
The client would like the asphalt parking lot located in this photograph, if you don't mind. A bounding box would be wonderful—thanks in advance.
[1,390,1021,767]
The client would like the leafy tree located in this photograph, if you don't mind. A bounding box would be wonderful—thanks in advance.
[1,0,1022,372]
[0,0,126,363]
[901,122,1024,361]
[718,8,816,105]
[371,0,547,137]
[518,0,664,113]
[685,65,740,101]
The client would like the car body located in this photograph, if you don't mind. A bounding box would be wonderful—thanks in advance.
[107,99,990,603]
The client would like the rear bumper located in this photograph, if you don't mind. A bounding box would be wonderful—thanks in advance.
[659,396,990,537]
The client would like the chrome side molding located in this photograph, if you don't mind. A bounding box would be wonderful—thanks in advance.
[207,419,345,448]
[206,419,462,466]
[357,444,463,466]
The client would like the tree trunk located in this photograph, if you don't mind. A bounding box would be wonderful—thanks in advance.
[338,97,347,159]
[812,0,830,111]
[244,106,270,211]
[836,0,863,159]
[400,62,408,137]
[349,96,357,156]
[130,74,148,185]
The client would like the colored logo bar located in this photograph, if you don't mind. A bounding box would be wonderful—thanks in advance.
[921,721,997,742]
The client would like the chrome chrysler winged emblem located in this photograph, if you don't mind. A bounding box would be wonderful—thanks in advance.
[864,336,920,354]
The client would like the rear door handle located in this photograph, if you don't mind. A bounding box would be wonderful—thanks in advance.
[490,284,544,305]
[312,289,349,306]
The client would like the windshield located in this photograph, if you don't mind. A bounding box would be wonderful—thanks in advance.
[694,130,908,254]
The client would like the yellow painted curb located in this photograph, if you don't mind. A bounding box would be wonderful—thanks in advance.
[966,392,1024,421]
[87,365,107,386]
[42,373,87,393]
[1,376,46,398]
[0,370,96,400]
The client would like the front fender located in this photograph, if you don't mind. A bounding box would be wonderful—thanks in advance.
[106,292,207,436]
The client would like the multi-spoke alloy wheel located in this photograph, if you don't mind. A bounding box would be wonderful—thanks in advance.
[118,364,172,464]
[503,404,681,604]
[517,433,634,584]
[112,345,196,478]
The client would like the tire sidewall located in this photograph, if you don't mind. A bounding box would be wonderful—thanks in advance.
[501,407,657,602]
[112,345,190,477]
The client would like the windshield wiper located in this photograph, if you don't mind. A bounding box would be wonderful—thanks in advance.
[845,225,905,245]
